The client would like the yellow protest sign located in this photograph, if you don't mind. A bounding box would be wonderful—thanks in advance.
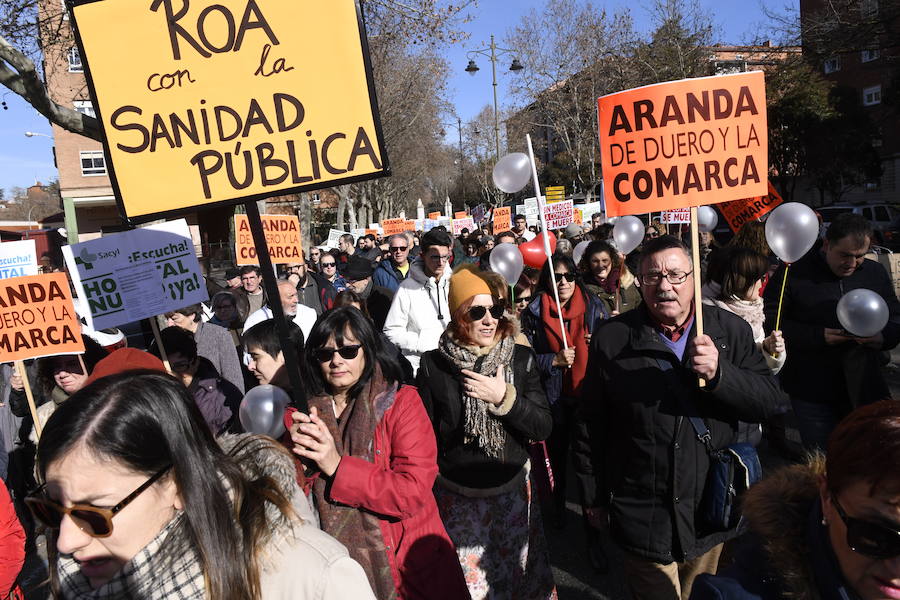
[545,186,565,202]
[70,0,388,221]
[234,214,302,265]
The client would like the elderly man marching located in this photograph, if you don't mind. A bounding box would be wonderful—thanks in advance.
[573,235,787,600]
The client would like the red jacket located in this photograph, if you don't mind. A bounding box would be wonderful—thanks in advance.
[285,386,469,600]
[0,480,24,598]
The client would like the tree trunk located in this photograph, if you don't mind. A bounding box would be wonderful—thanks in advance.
[297,192,313,248]
[336,193,347,231]
[347,198,358,230]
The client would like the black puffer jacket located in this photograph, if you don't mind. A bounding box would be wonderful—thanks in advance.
[763,250,900,409]
[573,304,787,563]
[416,343,552,489]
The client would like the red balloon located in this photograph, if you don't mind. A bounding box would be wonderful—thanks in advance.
[519,232,557,269]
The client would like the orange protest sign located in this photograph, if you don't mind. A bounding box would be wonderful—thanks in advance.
[0,273,84,361]
[598,71,767,217]
[718,180,784,232]
[235,215,302,265]
[574,209,583,226]
[428,212,442,220]
[454,211,468,220]
[382,218,407,237]
[492,206,512,234]
[365,228,378,237]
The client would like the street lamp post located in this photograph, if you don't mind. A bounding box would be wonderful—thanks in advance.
[465,35,524,162]
[24,131,52,139]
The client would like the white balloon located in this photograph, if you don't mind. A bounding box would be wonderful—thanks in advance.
[573,240,591,265]
[837,288,889,338]
[239,385,291,438]
[697,206,718,233]
[613,215,644,255]
[488,243,525,285]
[492,153,532,194]
[765,202,819,263]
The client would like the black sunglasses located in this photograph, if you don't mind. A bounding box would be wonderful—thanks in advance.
[389,246,408,252]
[515,295,533,304]
[554,272,576,284]
[320,262,336,268]
[832,495,900,559]
[26,465,172,538]
[314,344,362,363]
[468,304,505,321]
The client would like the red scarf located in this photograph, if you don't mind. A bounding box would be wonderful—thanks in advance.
[540,290,589,396]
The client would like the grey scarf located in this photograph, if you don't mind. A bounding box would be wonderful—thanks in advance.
[438,331,515,459]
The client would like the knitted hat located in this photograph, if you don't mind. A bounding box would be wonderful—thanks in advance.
[84,348,167,387]
[448,264,493,315]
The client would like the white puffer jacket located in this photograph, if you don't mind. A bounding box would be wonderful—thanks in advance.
[382,258,451,375]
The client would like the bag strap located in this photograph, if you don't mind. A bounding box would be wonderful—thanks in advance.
[653,354,714,452]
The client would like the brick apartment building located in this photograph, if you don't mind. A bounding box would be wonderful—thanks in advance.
[37,0,127,242]
[799,0,899,207]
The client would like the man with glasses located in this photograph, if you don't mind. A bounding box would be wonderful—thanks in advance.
[384,228,453,374]
[573,235,786,600]
[373,234,411,294]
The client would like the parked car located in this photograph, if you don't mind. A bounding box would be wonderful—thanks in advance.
[818,204,900,246]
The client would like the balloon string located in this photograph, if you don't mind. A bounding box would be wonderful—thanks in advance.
[774,262,790,332]
[510,285,515,305]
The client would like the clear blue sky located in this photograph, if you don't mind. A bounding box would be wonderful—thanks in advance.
[0,0,789,197]
[443,0,787,135]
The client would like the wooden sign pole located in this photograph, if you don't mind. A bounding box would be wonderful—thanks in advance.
[245,200,308,412]
[149,317,172,373]
[14,360,42,441]
[526,134,569,350]
[690,206,706,388]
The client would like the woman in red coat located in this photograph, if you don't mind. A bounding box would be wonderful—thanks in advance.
[287,307,469,600]
[0,478,25,599]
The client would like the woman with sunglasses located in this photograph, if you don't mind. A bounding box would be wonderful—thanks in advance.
[319,251,348,292]
[691,400,900,600]
[520,253,609,531]
[287,307,468,599]
[29,370,374,599]
[579,240,642,316]
[417,265,556,599]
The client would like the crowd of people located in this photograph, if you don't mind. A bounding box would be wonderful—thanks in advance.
[0,209,898,600]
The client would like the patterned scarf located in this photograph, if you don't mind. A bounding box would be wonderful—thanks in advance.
[307,368,398,600]
[437,330,515,459]
[57,513,205,600]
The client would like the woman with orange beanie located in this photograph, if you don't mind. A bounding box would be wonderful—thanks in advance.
[416,264,557,599]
